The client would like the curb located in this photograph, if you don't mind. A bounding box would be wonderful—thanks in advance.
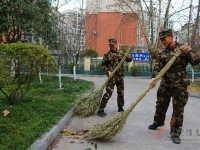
[28,85,95,150]
[28,108,74,150]
[189,92,200,98]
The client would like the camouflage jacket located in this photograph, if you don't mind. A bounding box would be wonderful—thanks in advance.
[152,42,200,87]
[102,49,132,80]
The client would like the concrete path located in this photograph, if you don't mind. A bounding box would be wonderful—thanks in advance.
[48,75,200,150]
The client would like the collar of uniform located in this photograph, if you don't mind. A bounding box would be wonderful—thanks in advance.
[110,49,117,53]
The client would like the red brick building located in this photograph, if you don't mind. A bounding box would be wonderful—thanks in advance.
[85,0,147,57]
[85,12,147,57]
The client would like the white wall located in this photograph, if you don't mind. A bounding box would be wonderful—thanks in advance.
[86,0,138,14]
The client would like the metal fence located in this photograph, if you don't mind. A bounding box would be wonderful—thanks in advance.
[64,58,200,78]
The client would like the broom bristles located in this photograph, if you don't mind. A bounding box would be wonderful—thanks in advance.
[73,88,104,117]
[89,109,132,139]
[88,48,183,139]
[74,93,91,106]
[88,86,149,139]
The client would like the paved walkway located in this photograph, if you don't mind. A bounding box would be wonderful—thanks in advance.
[29,75,200,150]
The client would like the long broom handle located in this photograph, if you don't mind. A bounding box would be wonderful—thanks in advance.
[152,48,182,83]
[128,48,182,111]
[100,44,136,91]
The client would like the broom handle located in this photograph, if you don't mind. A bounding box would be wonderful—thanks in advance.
[128,48,182,110]
[152,48,182,84]
[100,44,135,91]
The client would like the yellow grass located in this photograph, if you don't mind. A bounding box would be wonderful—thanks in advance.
[188,81,200,93]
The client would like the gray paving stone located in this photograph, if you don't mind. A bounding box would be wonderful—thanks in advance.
[29,75,200,150]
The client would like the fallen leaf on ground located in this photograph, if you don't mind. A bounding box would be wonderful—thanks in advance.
[60,129,67,133]
[63,132,70,136]
[82,129,89,133]
[70,140,75,143]
[74,135,83,139]
[67,129,74,135]
[3,109,10,116]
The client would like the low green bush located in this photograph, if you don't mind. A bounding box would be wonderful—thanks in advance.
[130,66,140,73]
[193,64,200,72]
[96,63,103,71]
[83,49,98,58]
[0,42,56,104]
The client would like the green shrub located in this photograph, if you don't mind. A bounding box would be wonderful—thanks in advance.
[76,64,84,70]
[83,49,98,58]
[90,64,95,70]
[130,66,140,73]
[0,42,56,104]
[193,64,200,72]
[96,63,103,70]
[67,63,74,70]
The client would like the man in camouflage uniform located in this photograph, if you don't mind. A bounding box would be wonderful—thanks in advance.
[148,28,200,144]
[97,38,132,117]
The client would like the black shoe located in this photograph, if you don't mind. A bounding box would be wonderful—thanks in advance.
[171,135,181,144]
[97,110,107,117]
[118,107,124,112]
[148,123,165,130]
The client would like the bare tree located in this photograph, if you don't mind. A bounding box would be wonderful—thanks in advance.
[58,0,104,80]
[114,0,193,58]
[190,0,200,53]
[51,0,87,81]
[53,0,72,11]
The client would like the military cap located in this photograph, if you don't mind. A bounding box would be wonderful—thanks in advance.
[108,38,117,45]
[159,28,173,38]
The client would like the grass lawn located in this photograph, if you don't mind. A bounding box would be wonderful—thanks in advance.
[188,80,200,93]
[0,75,94,150]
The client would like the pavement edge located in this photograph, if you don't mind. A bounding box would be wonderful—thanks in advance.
[28,85,95,150]
[189,92,200,98]
[28,107,74,150]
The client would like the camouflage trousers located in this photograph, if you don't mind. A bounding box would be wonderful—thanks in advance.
[99,77,124,111]
[153,84,189,136]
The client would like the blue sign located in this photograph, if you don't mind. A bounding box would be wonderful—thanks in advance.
[130,52,150,61]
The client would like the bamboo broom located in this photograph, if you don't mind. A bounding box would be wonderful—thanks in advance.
[88,48,182,139]
[73,45,136,118]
